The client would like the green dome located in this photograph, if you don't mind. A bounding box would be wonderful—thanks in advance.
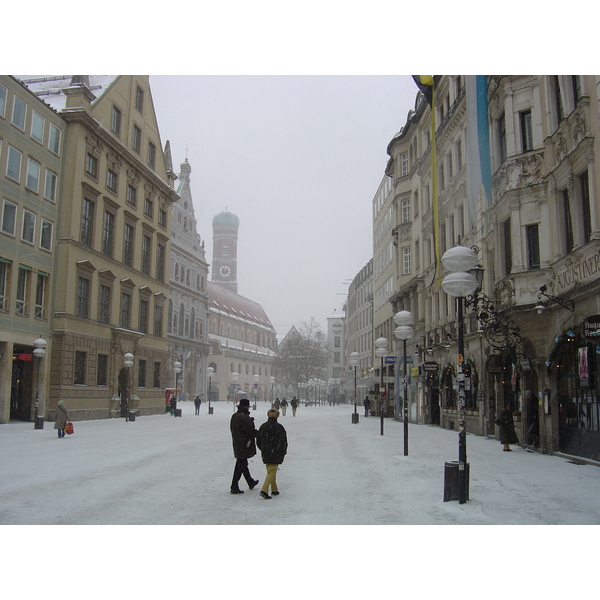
[212,209,239,228]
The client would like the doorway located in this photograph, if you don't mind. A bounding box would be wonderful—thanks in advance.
[10,345,34,421]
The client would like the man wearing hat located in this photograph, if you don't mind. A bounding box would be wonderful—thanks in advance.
[229,398,260,494]
[256,408,288,499]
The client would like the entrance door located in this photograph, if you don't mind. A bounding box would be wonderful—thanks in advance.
[118,368,128,417]
[430,388,440,425]
[10,346,34,421]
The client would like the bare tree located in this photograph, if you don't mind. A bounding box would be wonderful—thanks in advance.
[274,318,328,389]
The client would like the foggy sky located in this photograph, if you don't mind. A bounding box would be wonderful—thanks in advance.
[150,75,417,337]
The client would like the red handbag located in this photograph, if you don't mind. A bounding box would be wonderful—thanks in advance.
[64,422,74,435]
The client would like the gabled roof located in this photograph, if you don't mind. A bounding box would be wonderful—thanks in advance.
[208,281,275,333]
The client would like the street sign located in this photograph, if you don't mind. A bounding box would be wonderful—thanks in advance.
[422,361,440,372]
[385,356,396,364]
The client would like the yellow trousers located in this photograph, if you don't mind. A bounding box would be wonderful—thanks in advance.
[261,464,279,493]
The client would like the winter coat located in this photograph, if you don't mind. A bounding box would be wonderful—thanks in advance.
[496,409,519,445]
[230,408,257,459]
[54,405,69,430]
[280,399,288,407]
[274,399,280,409]
[257,418,288,464]
[290,398,298,408]
[194,397,202,407]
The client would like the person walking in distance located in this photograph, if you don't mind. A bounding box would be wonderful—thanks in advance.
[229,399,260,494]
[290,396,298,416]
[256,408,288,499]
[363,396,371,417]
[280,397,288,416]
[54,400,70,438]
[496,404,520,451]
[194,394,202,415]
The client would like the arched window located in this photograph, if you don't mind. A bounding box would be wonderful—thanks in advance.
[184,316,189,337]
[179,303,184,335]
[168,299,173,333]
[186,270,190,286]
[175,264,179,280]
[190,308,195,338]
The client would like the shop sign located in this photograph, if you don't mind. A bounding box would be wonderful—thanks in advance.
[385,356,396,364]
[422,361,439,372]
[486,354,503,373]
[583,315,600,339]
[519,359,532,371]
[555,251,600,292]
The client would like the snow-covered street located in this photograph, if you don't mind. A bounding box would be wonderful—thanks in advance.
[2,402,597,597]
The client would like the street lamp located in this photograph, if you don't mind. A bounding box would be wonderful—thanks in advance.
[441,244,479,504]
[350,351,359,424]
[124,352,134,420]
[375,337,388,436]
[394,311,415,456]
[253,374,259,410]
[207,366,214,414]
[270,376,275,406]
[173,359,182,418]
[231,371,238,412]
[33,337,47,429]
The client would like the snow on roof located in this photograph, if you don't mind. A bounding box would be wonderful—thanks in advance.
[209,334,276,357]
[17,76,118,112]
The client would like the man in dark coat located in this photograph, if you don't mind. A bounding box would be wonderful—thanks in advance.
[194,395,202,415]
[496,404,519,451]
[364,396,371,417]
[290,397,298,416]
[229,398,259,494]
[256,408,288,499]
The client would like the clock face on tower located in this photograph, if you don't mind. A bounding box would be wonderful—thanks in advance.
[219,265,231,278]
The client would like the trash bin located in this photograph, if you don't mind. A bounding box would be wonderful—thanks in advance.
[174,408,182,417]
[34,416,44,430]
[443,461,470,502]
[352,413,359,424]
[127,410,136,422]
[208,407,214,415]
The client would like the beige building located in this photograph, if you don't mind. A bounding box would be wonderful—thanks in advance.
[0,76,65,424]
[21,76,178,420]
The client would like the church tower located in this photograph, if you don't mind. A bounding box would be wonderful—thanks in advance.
[211,208,239,293]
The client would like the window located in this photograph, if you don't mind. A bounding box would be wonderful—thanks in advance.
[401,197,410,224]
[44,170,58,202]
[147,142,156,169]
[74,351,87,385]
[572,76,582,104]
[439,164,445,191]
[142,234,152,275]
[520,110,533,152]
[11,95,26,131]
[153,362,161,387]
[562,190,574,253]
[400,152,408,177]
[26,158,41,192]
[22,210,35,244]
[553,76,563,123]
[6,146,22,182]
[102,211,115,257]
[154,304,163,336]
[123,223,134,266]
[106,169,118,192]
[97,354,108,386]
[139,299,149,333]
[132,125,141,152]
[135,86,144,112]
[16,266,30,315]
[402,246,411,275]
[498,112,507,164]
[81,198,95,247]
[85,153,98,177]
[138,359,147,388]
[2,199,17,236]
[127,184,137,206]
[158,208,167,227]
[580,170,592,244]
[144,197,153,218]
[35,272,47,319]
[456,137,463,171]
[156,243,165,281]
[111,107,121,136]
[99,284,111,323]
[31,110,45,144]
[48,124,61,155]
[40,218,53,251]
[120,292,131,328]
[526,224,540,270]
[76,276,90,318]
[0,260,9,311]
[503,218,512,276]
[446,152,453,180]
[0,82,6,117]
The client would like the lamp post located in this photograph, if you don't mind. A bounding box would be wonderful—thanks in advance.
[350,351,359,423]
[231,372,238,412]
[207,366,214,414]
[394,311,415,456]
[124,352,134,420]
[172,359,181,417]
[441,244,479,504]
[270,376,275,407]
[33,337,47,429]
[375,337,388,436]
[253,374,259,410]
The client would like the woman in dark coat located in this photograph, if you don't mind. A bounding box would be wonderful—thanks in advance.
[229,399,259,494]
[496,404,519,451]
[256,408,288,499]
[54,400,69,438]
